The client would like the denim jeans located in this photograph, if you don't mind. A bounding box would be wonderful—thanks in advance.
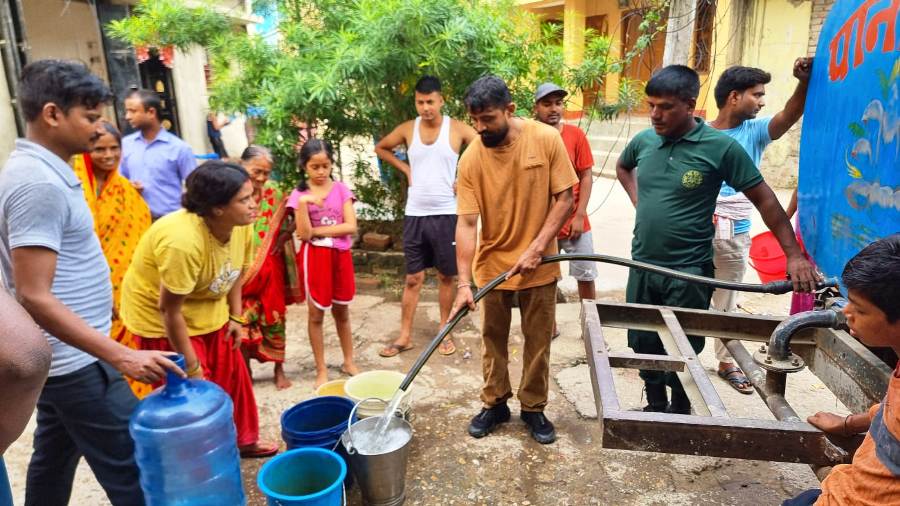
[782,488,822,505]
[25,361,143,506]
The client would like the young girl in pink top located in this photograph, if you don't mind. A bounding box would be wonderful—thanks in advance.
[287,139,360,387]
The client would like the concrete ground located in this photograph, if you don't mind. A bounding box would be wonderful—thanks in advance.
[6,176,842,505]
[5,291,846,505]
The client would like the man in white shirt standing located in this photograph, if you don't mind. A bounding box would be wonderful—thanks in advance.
[376,76,476,358]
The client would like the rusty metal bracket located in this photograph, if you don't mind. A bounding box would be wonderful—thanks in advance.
[582,301,891,466]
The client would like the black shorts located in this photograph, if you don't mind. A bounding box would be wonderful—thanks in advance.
[403,215,458,276]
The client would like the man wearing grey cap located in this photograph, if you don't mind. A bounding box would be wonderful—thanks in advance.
[534,83,597,332]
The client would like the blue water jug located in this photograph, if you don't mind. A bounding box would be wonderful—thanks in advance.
[129,355,245,506]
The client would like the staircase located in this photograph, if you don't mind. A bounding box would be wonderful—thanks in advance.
[580,115,650,178]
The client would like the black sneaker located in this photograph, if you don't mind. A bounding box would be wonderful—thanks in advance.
[667,387,692,415]
[468,403,511,438]
[641,383,668,412]
[520,411,557,444]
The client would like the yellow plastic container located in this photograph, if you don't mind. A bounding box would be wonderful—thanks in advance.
[315,379,347,398]
[344,370,412,418]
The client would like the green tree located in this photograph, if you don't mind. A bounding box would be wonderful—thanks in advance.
[110,0,663,219]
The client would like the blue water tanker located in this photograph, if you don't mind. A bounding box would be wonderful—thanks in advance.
[129,355,245,506]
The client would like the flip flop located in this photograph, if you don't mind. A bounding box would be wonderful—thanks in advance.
[438,338,456,356]
[717,366,754,395]
[379,343,414,358]
[239,442,279,459]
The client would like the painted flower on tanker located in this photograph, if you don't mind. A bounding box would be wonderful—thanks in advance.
[845,58,900,180]
[843,58,900,213]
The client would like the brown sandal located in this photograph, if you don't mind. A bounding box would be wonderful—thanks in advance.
[438,338,456,356]
[379,343,414,358]
[240,441,279,459]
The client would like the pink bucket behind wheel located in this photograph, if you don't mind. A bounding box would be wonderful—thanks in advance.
[749,231,787,283]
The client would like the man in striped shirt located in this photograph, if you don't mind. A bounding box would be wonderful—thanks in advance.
[785,235,900,505]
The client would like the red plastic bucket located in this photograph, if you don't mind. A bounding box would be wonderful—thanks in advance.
[749,231,787,283]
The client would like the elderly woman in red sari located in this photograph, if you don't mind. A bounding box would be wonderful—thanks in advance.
[239,146,300,389]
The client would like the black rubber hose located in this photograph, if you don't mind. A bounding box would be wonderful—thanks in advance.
[541,254,839,294]
[397,253,838,391]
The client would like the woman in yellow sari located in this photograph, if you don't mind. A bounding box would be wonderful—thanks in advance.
[72,122,152,398]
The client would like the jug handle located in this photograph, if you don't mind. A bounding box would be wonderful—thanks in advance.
[345,397,388,452]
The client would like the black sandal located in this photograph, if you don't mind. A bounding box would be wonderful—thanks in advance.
[717,366,754,395]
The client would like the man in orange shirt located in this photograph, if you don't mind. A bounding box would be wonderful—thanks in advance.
[533,84,597,339]
[783,234,900,505]
[451,76,577,444]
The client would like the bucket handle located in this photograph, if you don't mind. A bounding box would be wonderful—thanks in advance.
[345,397,388,453]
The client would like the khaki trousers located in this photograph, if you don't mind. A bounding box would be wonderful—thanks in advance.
[479,282,556,412]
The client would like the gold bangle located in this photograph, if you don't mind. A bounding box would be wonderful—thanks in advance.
[457,282,472,289]
[186,361,202,376]
[229,314,247,325]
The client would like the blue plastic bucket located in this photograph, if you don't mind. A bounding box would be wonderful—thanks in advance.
[281,396,356,450]
[258,448,346,506]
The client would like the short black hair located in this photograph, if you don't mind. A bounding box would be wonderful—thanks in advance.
[296,138,335,191]
[415,75,442,94]
[645,65,700,103]
[126,89,162,120]
[842,234,900,323]
[464,75,512,113]
[240,144,273,163]
[714,66,772,108]
[182,161,250,217]
[18,59,112,122]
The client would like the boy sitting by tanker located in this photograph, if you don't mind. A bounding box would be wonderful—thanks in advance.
[783,233,900,506]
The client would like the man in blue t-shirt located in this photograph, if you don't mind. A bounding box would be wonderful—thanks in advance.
[708,58,812,393]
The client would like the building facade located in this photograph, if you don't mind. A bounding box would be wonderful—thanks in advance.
[0,0,254,165]
[519,0,836,186]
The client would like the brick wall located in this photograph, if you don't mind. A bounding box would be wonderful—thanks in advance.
[808,0,835,55]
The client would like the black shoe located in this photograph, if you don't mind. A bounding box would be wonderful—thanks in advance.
[521,411,557,444]
[667,387,692,415]
[642,403,669,412]
[642,383,668,412]
[468,403,511,438]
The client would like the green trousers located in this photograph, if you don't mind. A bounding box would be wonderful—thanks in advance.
[626,263,714,389]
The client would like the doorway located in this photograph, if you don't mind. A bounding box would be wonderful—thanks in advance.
[138,55,180,137]
[581,14,610,111]
[621,8,667,112]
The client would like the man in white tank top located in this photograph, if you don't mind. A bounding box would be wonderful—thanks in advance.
[375,76,477,358]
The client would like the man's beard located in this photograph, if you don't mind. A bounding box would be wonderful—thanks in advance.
[480,125,509,147]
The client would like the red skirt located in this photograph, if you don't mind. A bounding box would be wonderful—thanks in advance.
[136,325,260,447]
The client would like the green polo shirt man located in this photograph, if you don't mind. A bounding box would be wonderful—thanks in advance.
[622,120,763,267]
[616,65,819,415]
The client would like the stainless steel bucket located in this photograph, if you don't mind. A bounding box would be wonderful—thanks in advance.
[341,399,412,506]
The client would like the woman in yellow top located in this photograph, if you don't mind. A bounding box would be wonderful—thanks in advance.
[72,122,152,398]
[120,161,277,458]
